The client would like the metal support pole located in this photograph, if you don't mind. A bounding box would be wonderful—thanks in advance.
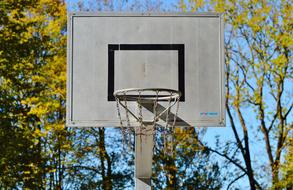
[135,125,154,190]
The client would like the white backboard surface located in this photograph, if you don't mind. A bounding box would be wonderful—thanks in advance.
[66,12,225,127]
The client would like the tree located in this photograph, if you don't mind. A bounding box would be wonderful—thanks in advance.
[0,0,69,188]
[179,0,292,189]
[153,128,223,190]
[0,1,135,189]
[64,128,134,189]
[277,136,293,189]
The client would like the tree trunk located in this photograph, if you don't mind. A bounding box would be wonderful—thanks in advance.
[98,128,113,190]
[165,155,177,189]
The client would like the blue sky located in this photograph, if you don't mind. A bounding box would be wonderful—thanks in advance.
[66,0,180,11]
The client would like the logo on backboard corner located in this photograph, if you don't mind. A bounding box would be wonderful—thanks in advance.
[200,112,219,117]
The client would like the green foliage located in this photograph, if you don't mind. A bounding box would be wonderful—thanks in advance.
[0,0,68,188]
[179,0,292,189]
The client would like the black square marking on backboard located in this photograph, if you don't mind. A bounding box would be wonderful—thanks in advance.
[108,44,185,101]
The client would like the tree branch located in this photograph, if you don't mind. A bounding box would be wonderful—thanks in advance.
[226,172,246,190]
[201,144,263,190]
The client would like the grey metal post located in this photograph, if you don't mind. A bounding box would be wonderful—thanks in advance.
[135,125,154,190]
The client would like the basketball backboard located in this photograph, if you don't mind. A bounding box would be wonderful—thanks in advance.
[66,12,225,127]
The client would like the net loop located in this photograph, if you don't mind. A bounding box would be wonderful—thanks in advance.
[114,88,181,131]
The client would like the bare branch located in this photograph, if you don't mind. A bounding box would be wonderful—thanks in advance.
[284,103,293,119]
[226,172,246,190]
[201,144,263,190]
[199,143,246,173]
[268,113,278,132]
[225,53,246,157]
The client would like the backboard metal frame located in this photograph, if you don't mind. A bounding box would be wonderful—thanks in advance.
[66,12,225,128]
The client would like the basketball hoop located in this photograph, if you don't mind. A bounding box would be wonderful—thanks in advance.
[114,88,181,151]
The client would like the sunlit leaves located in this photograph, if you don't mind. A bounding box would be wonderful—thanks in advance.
[0,0,68,188]
[179,0,292,189]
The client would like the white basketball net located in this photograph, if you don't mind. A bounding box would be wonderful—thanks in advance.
[114,88,181,151]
